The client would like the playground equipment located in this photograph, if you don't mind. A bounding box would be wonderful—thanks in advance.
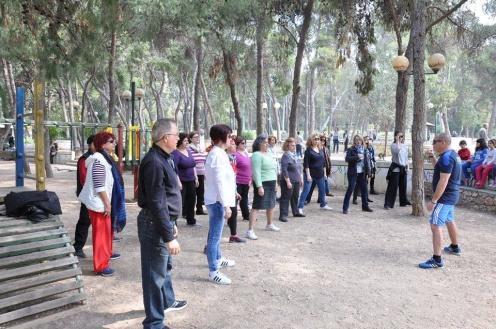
[4,86,150,198]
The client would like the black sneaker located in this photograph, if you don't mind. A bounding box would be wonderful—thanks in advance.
[110,253,121,260]
[165,300,188,313]
[294,213,306,218]
[74,249,87,258]
[362,207,373,212]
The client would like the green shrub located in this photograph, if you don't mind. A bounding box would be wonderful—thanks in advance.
[241,130,256,140]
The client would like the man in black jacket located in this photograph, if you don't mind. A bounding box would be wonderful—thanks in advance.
[138,118,187,329]
[74,135,95,258]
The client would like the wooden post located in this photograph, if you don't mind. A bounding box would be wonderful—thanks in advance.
[117,123,124,173]
[34,80,46,191]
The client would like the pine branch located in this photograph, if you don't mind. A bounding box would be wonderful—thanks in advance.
[425,0,469,32]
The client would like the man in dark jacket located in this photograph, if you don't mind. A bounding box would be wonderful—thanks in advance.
[73,135,95,258]
[138,118,187,329]
[342,135,373,214]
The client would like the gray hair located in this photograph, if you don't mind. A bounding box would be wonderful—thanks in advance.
[152,118,176,143]
[435,132,451,145]
[252,133,268,152]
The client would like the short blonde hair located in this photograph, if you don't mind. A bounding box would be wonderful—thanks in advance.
[282,137,296,152]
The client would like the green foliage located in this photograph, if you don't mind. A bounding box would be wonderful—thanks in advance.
[241,130,256,140]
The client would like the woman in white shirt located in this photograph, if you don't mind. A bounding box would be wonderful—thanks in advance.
[204,124,236,285]
[475,138,496,188]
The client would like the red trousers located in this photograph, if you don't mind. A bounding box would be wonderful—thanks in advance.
[475,164,494,187]
[88,209,112,273]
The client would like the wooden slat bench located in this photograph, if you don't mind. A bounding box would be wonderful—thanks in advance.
[0,199,85,325]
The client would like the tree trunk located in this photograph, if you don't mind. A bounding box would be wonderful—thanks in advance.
[410,0,427,217]
[1,59,16,118]
[394,39,413,133]
[108,25,117,124]
[222,50,243,135]
[67,78,79,152]
[288,0,314,138]
[441,108,451,137]
[308,66,317,133]
[193,36,203,132]
[488,101,496,137]
[200,76,214,124]
[256,16,265,135]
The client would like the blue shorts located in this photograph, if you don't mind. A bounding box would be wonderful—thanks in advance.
[429,203,455,226]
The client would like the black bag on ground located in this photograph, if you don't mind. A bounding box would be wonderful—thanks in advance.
[4,190,62,220]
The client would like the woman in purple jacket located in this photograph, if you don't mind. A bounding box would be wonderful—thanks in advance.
[172,133,198,226]
[234,136,252,221]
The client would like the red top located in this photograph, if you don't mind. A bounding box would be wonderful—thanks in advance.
[458,148,471,161]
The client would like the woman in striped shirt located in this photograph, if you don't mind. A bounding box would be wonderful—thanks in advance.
[189,131,207,215]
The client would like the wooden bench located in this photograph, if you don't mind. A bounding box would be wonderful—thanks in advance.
[0,199,85,325]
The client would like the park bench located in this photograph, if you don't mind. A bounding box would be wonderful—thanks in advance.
[0,195,85,325]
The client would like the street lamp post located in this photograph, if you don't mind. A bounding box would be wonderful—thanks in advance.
[392,53,446,75]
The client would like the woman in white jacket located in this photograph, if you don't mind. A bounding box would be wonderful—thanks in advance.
[78,131,115,276]
[204,124,236,285]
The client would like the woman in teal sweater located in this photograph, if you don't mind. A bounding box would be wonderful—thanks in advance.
[245,134,280,240]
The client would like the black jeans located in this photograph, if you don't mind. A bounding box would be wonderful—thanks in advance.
[137,212,176,329]
[333,141,339,153]
[236,183,250,220]
[384,170,409,208]
[343,173,368,211]
[74,203,91,251]
[353,176,370,201]
[279,180,300,218]
[181,180,196,225]
[196,175,205,212]
[227,200,238,236]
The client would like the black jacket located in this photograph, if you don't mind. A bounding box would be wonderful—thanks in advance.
[138,144,182,242]
[345,146,371,176]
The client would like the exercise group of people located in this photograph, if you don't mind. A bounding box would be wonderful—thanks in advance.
[73,118,466,329]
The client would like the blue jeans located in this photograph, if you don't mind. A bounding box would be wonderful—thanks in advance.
[462,160,483,179]
[206,202,225,272]
[298,176,327,208]
[343,173,368,211]
[137,211,176,329]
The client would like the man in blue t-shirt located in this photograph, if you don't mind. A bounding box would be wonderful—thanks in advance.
[419,133,462,269]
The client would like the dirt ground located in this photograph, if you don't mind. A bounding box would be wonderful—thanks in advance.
[1,160,495,329]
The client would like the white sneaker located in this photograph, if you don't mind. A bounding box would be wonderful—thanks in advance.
[218,257,235,268]
[320,205,333,211]
[298,208,304,215]
[245,230,258,240]
[209,271,232,285]
[265,224,280,232]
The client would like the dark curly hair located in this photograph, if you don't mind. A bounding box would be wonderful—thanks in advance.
[177,132,189,148]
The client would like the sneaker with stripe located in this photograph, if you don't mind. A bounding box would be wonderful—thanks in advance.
[218,258,235,268]
[209,271,232,285]
[418,257,444,269]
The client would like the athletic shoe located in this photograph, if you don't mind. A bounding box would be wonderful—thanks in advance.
[218,257,236,268]
[99,267,115,277]
[229,235,246,243]
[298,208,304,215]
[209,271,232,285]
[165,300,188,313]
[443,245,462,256]
[265,224,280,232]
[74,249,87,258]
[245,230,258,240]
[418,257,444,269]
[320,205,333,211]
[110,253,121,260]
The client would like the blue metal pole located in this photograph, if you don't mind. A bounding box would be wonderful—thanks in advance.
[15,87,25,187]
